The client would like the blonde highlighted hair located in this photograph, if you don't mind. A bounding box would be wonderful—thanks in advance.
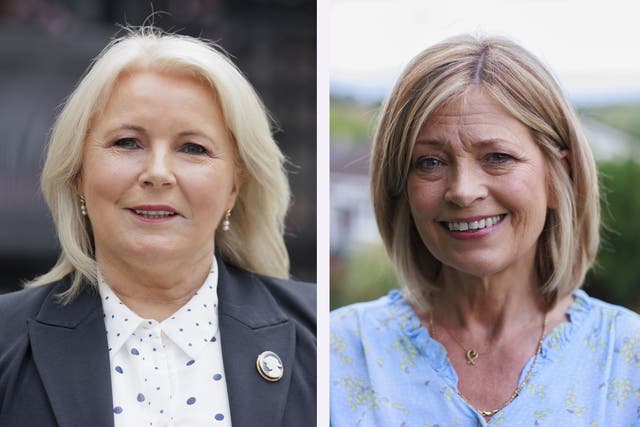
[29,27,290,301]
[371,35,600,310]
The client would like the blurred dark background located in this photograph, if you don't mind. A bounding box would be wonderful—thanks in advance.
[0,0,316,293]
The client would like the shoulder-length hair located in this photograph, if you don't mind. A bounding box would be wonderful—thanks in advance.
[371,35,600,310]
[28,27,290,301]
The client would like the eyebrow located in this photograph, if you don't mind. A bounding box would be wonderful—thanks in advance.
[177,130,217,145]
[117,124,147,134]
[415,139,446,148]
[415,138,511,147]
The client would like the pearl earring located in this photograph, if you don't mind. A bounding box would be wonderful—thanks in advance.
[222,209,231,232]
[80,196,87,216]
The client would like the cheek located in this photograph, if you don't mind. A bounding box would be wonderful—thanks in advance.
[527,166,550,206]
[83,168,125,203]
[180,167,235,213]
[498,171,549,227]
[406,177,442,220]
[81,151,139,198]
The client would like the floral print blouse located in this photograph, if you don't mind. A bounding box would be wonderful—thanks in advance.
[330,289,640,426]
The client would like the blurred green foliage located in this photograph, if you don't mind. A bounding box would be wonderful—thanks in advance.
[330,244,397,310]
[329,97,379,144]
[331,98,640,312]
[587,160,640,311]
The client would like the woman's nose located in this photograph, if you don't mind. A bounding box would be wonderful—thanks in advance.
[139,147,177,188]
[444,163,488,207]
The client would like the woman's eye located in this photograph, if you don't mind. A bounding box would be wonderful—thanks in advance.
[414,157,442,171]
[485,153,513,164]
[180,143,208,155]
[114,138,139,149]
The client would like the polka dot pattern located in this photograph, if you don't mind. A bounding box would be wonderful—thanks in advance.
[99,258,231,426]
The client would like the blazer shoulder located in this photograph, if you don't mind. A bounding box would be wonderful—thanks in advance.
[259,274,316,330]
[225,263,316,333]
[0,284,58,325]
[0,282,63,349]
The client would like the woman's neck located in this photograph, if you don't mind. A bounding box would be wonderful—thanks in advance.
[423,263,575,415]
[96,249,214,321]
[430,264,546,345]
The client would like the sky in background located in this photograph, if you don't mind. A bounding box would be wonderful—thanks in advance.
[330,0,640,105]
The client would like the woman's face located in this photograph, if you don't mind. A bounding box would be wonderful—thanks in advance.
[79,69,238,265]
[407,87,550,279]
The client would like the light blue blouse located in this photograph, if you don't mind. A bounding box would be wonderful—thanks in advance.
[330,289,640,426]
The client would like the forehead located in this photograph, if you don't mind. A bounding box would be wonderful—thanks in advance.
[112,68,213,99]
[418,86,530,145]
[90,68,224,130]
[92,67,213,113]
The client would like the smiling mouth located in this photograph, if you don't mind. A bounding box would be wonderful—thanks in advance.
[133,209,177,219]
[441,214,506,232]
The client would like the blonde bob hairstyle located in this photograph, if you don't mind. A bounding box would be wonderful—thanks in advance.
[29,27,290,301]
[371,35,599,311]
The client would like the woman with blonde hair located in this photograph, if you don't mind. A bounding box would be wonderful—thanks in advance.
[0,27,315,427]
[331,35,640,425]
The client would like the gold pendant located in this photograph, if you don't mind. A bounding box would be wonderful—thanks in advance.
[465,349,479,365]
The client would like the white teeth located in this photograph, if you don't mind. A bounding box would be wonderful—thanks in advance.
[135,210,175,219]
[446,215,504,232]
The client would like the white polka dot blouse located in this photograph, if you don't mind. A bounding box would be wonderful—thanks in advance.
[99,258,232,426]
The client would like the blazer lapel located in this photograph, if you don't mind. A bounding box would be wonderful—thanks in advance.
[217,259,295,427]
[29,281,113,427]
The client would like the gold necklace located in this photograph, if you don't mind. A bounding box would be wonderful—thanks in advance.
[433,318,487,365]
[429,311,547,418]
[428,312,489,366]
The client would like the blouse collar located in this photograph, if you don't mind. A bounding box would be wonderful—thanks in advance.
[98,258,220,361]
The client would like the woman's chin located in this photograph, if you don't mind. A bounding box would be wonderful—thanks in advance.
[438,255,509,280]
[100,239,213,264]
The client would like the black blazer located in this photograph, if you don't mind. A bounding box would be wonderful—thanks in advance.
[0,258,316,427]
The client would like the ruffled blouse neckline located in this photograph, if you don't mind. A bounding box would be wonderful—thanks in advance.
[386,288,593,385]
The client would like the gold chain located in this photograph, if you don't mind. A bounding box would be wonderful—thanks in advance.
[429,311,547,418]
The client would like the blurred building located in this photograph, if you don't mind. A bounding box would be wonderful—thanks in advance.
[0,0,316,293]
[582,116,640,162]
[330,142,378,255]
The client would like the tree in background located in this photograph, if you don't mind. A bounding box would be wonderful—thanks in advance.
[588,160,640,311]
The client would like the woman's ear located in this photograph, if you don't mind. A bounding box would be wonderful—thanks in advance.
[226,167,243,212]
[75,170,84,197]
